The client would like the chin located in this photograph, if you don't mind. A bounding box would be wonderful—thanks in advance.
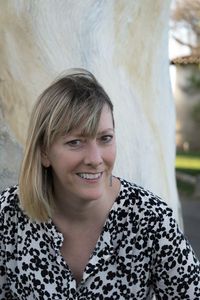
[80,189,104,202]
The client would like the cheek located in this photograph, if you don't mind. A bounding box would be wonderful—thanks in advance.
[47,150,67,172]
[107,146,116,166]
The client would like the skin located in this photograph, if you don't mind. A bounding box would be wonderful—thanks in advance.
[42,105,120,221]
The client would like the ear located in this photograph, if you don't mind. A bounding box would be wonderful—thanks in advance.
[41,147,51,167]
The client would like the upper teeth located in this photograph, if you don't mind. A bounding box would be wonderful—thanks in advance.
[78,173,101,180]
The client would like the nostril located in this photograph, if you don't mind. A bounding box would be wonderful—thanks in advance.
[85,160,103,167]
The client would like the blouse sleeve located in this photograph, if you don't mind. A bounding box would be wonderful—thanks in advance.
[0,190,13,299]
[151,207,200,299]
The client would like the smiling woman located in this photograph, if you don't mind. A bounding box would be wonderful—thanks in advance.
[41,105,116,213]
[19,69,116,221]
[0,68,200,299]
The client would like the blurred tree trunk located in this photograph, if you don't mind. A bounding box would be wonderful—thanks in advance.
[0,0,182,224]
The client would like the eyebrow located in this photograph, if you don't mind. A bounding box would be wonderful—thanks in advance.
[62,128,114,139]
[97,128,115,135]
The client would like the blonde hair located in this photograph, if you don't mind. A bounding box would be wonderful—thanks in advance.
[19,69,114,221]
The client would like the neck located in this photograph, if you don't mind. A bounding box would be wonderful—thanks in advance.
[54,196,106,224]
[53,178,120,226]
[52,176,120,226]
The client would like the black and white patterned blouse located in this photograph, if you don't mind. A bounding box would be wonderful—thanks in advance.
[0,179,200,299]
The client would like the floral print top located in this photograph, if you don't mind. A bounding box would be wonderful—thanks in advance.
[0,179,200,299]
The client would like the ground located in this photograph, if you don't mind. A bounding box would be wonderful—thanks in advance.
[181,195,200,259]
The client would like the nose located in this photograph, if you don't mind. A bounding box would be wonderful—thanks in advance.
[84,141,103,167]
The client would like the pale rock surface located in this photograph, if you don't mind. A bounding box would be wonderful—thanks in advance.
[0,103,22,192]
[0,1,181,224]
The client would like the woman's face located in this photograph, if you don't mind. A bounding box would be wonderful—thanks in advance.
[42,105,116,204]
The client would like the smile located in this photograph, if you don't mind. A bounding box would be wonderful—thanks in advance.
[77,173,102,180]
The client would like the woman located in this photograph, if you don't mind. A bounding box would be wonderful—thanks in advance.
[0,69,199,299]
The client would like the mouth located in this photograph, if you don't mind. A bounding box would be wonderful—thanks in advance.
[77,172,102,180]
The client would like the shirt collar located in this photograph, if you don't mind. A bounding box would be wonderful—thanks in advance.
[82,228,114,282]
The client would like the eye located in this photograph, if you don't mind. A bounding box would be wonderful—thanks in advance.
[100,135,113,143]
[66,139,82,147]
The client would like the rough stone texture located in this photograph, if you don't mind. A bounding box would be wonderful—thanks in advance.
[0,107,22,192]
[0,1,181,224]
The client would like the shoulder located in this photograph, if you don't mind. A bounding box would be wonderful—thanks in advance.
[116,178,180,247]
[118,178,173,221]
[0,185,21,219]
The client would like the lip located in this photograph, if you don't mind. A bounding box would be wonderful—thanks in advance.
[76,172,103,181]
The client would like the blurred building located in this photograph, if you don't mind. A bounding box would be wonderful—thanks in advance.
[171,55,200,152]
